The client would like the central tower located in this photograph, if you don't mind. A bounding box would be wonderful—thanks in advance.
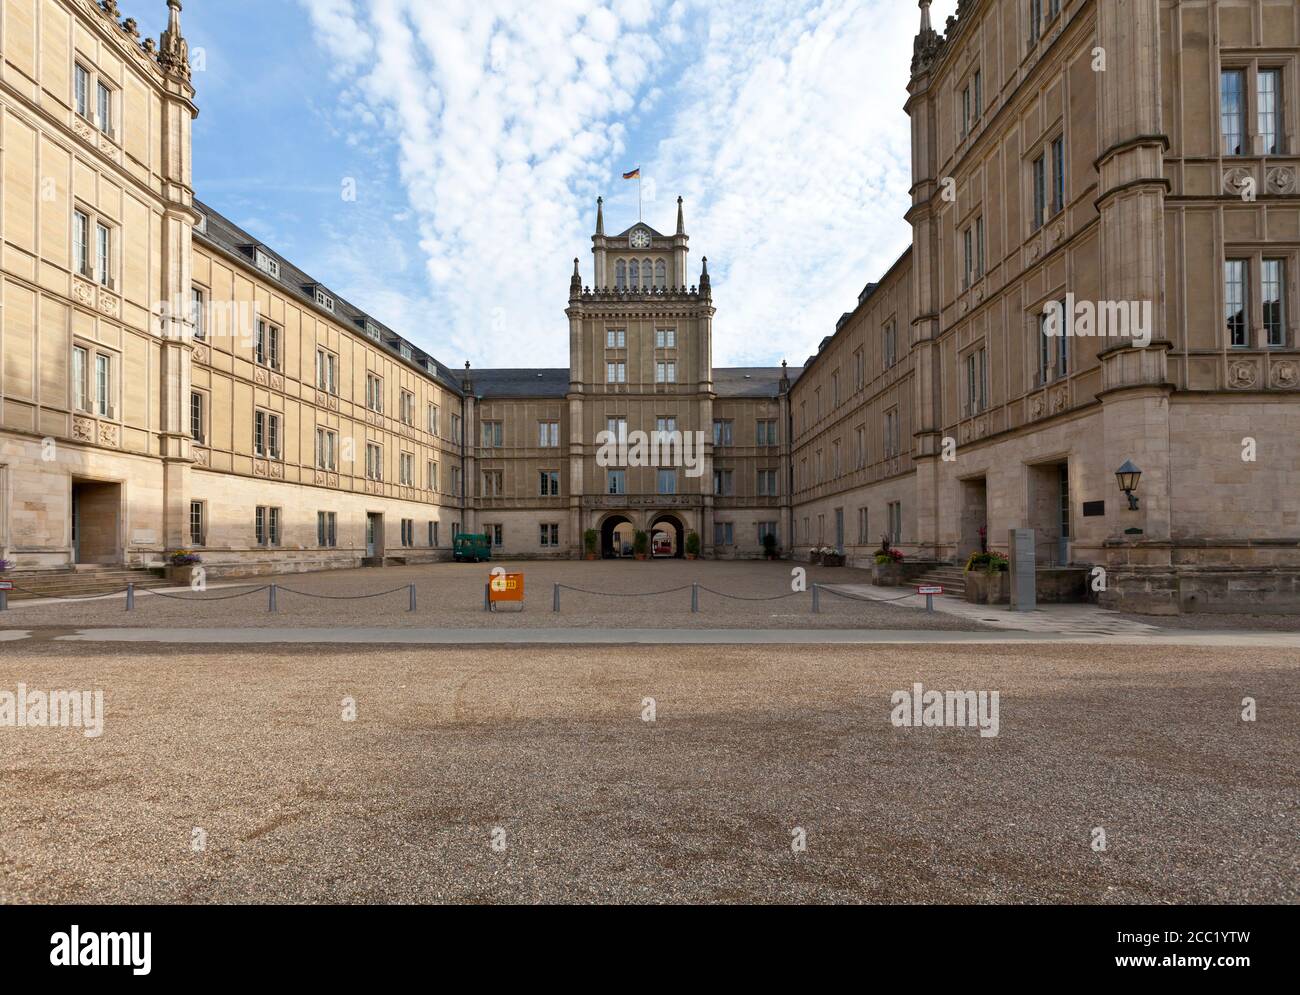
[564,196,717,556]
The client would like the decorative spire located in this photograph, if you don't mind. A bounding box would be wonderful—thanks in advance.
[911,0,944,77]
[595,196,604,236]
[699,256,710,298]
[158,0,191,82]
[676,196,685,235]
[919,0,931,32]
[570,257,582,296]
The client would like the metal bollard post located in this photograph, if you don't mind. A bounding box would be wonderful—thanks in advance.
[269,583,278,613]
[409,583,417,612]
[812,583,820,614]
[925,593,934,613]
[0,589,7,612]
[691,582,699,613]
[552,583,560,613]
[484,583,490,612]
[126,583,135,612]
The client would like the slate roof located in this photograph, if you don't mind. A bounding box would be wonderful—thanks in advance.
[470,368,570,398]
[714,367,801,398]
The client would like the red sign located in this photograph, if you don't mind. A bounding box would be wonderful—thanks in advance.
[0,581,13,591]
[916,585,943,595]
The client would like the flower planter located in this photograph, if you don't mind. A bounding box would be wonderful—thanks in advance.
[634,553,648,561]
[821,553,846,568]
[964,570,1009,605]
[165,565,203,585]
[872,561,908,586]
[584,553,598,561]
[685,553,698,561]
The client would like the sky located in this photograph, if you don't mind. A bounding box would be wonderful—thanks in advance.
[180,0,959,370]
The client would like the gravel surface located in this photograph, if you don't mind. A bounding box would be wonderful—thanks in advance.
[1118,611,1300,632]
[0,560,990,632]
[0,640,1294,904]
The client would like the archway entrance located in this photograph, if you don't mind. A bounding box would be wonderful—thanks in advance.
[649,514,685,559]
[600,515,635,558]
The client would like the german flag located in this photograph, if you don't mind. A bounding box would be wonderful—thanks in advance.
[622,167,640,180]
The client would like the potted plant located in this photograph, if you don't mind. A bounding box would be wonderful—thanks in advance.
[761,533,778,560]
[685,531,701,560]
[633,531,649,561]
[871,536,907,585]
[963,550,1010,604]
[165,549,203,584]
[583,528,599,560]
[821,546,845,567]
[0,558,12,577]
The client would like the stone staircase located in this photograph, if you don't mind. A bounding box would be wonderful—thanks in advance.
[1,565,170,602]
[908,562,968,598]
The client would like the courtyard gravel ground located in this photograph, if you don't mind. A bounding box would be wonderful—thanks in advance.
[0,639,1294,904]
[0,560,991,632]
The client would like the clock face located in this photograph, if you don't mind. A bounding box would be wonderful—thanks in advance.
[630,230,651,249]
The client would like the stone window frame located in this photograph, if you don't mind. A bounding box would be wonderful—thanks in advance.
[254,319,281,371]
[1031,297,1070,387]
[315,346,338,395]
[253,407,282,461]
[73,203,117,289]
[189,387,207,444]
[189,500,206,548]
[365,441,383,481]
[73,58,119,142]
[315,427,337,471]
[539,523,560,547]
[1027,131,1064,235]
[1218,58,1293,157]
[72,338,119,419]
[1223,249,1296,350]
[961,343,990,417]
[398,451,415,487]
[539,469,560,497]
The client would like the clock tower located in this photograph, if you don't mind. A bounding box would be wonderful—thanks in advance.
[565,196,717,557]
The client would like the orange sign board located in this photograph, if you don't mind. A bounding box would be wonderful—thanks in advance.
[488,572,525,603]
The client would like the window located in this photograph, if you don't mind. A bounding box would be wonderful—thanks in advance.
[757,522,778,545]
[190,391,205,443]
[858,507,869,544]
[976,215,986,277]
[73,210,90,278]
[540,523,560,547]
[832,370,841,407]
[961,84,971,138]
[1259,69,1282,156]
[615,260,627,290]
[713,469,734,496]
[314,348,337,394]
[883,321,898,369]
[95,80,114,136]
[757,419,778,446]
[1032,153,1047,231]
[855,426,866,469]
[888,502,902,545]
[757,469,778,496]
[451,465,462,495]
[655,328,676,348]
[485,524,503,547]
[657,469,677,494]
[1029,0,1042,43]
[607,361,626,384]
[538,421,559,447]
[853,349,865,390]
[429,521,439,547]
[629,259,640,287]
[399,519,414,548]
[713,522,734,546]
[255,506,281,547]
[94,353,111,417]
[366,373,383,412]
[254,410,281,459]
[1263,258,1287,348]
[317,511,337,548]
[399,452,414,486]
[400,391,415,426]
[606,329,626,348]
[832,439,841,477]
[365,442,383,481]
[656,416,677,435]
[1225,260,1249,348]
[713,420,733,446]
[1037,301,1069,382]
[540,470,560,496]
[315,428,337,470]
[607,469,626,495]
[1221,69,1245,156]
[655,361,676,384]
[451,414,462,444]
[190,501,205,547]
[482,470,504,497]
[72,346,89,411]
[74,64,89,118]
[884,408,900,459]
[965,347,989,415]
[254,248,280,279]
[315,288,335,312]
[963,225,974,289]
[191,287,206,340]
[427,460,438,491]
[607,416,628,440]
[1051,137,1066,216]
[481,420,503,447]
[254,320,280,369]
[973,69,982,121]
[94,221,111,287]
[428,404,439,436]
[655,260,666,289]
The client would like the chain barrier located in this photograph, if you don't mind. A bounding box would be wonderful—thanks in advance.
[274,585,412,600]
[555,584,695,598]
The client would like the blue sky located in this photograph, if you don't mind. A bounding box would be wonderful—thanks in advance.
[180,0,958,369]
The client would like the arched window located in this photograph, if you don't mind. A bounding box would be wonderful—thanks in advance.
[629,258,639,289]
[642,258,653,289]
[655,259,667,289]
[615,259,626,290]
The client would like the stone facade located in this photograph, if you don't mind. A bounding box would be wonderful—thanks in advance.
[1,0,1297,611]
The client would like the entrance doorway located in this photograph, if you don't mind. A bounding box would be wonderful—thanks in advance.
[648,514,685,558]
[959,476,988,561]
[366,513,384,559]
[600,515,635,558]
[1027,461,1070,565]
[71,479,121,565]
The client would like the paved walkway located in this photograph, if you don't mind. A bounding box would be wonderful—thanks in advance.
[820,583,1163,636]
[22,626,1300,647]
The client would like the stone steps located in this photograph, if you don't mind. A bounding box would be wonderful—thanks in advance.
[1,568,169,601]
[910,565,968,596]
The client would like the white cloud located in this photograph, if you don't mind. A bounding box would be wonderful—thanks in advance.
[299,0,957,367]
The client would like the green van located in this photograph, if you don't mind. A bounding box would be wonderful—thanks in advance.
[453,533,492,563]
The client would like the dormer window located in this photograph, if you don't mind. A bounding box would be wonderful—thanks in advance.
[400,343,412,361]
[314,288,335,312]
[254,248,280,279]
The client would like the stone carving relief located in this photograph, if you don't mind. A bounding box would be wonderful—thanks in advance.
[1227,359,1258,389]
[253,460,268,478]
[1270,360,1298,389]
[97,290,118,316]
[1222,167,1254,196]
[270,463,283,480]
[254,368,268,386]
[193,448,209,466]
[72,278,95,306]
[1266,167,1296,196]
[192,343,209,365]
[270,373,284,391]
[72,416,95,442]
[98,423,119,448]
[1050,385,1068,413]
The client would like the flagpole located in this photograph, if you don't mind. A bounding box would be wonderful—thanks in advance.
[638,173,643,221]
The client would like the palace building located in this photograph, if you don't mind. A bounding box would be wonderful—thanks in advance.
[1,0,1298,613]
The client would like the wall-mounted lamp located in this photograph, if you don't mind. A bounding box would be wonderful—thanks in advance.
[1115,460,1142,511]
